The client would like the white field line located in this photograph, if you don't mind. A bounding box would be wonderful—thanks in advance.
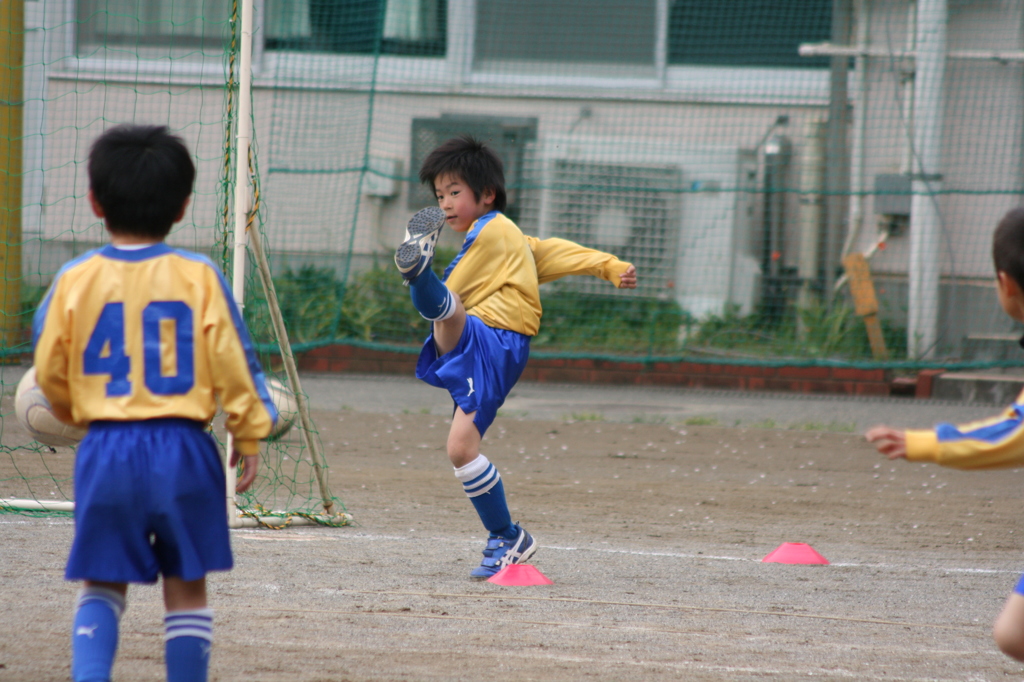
[0,517,72,526]
[233,529,1022,575]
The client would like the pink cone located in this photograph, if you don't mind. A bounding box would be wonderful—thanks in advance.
[762,542,830,565]
[487,564,553,586]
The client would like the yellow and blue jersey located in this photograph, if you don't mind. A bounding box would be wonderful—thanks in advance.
[443,211,632,336]
[32,243,276,456]
[418,211,632,436]
[906,393,1024,469]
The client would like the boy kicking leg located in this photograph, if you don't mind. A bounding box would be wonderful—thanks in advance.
[396,206,536,579]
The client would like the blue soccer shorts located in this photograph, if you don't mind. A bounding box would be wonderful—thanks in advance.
[65,418,233,584]
[416,314,530,436]
[1015,572,1024,596]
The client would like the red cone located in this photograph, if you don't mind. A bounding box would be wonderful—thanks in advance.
[762,542,829,565]
[487,564,553,586]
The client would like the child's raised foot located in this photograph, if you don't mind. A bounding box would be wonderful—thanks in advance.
[395,206,446,284]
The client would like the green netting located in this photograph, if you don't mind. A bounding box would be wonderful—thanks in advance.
[1,0,349,524]
[4,1,1024,511]
[251,0,1024,367]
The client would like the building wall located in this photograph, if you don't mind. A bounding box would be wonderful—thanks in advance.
[855,1,1024,281]
[28,0,1024,349]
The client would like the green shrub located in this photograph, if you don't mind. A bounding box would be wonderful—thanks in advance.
[532,291,686,354]
[337,265,429,343]
[246,265,345,344]
[690,299,907,361]
[242,255,907,363]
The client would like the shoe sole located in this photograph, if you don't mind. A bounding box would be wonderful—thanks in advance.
[395,207,446,275]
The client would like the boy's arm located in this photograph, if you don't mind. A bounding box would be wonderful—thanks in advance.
[876,398,1024,469]
[524,235,634,287]
[205,270,276,456]
[31,282,74,424]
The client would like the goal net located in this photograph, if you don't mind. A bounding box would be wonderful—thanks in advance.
[0,0,349,527]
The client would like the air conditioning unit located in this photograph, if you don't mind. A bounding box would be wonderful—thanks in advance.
[526,134,758,320]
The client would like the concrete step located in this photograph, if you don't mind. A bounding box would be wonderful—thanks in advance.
[932,369,1024,405]
[962,333,1023,362]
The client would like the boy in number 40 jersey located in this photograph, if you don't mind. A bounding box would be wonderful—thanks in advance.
[395,135,637,579]
[33,124,277,682]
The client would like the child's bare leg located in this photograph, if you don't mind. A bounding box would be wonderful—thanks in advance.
[73,580,128,682]
[449,407,515,537]
[447,405,481,468]
[163,576,213,680]
[82,579,128,597]
[994,592,1024,660]
[163,575,207,610]
[449,409,537,578]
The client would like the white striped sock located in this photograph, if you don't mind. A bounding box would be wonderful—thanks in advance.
[455,454,501,498]
[164,608,213,642]
[77,586,126,620]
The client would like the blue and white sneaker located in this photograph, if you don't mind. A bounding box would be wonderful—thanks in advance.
[395,206,446,284]
[470,525,538,580]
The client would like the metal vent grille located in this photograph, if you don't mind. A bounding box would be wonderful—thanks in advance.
[542,160,681,298]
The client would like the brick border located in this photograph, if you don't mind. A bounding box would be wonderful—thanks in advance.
[297,344,942,398]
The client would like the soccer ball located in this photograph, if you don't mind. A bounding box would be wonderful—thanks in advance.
[265,376,298,440]
[15,366,88,448]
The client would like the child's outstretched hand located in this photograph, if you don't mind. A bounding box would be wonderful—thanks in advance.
[618,265,637,289]
[865,425,907,460]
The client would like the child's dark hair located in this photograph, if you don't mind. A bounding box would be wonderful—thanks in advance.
[993,207,1024,289]
[419,135,507,213]
[88,124,196,239]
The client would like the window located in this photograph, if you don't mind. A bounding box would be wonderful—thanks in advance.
[264,0,447,56]
[668,0,832,69]
[71,0,831,101]
[473,0,658,77]
[77,0,232,57]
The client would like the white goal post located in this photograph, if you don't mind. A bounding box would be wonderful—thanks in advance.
[225,0,343,528]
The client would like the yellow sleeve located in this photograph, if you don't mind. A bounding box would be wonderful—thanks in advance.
[32,281,75,425]
[202,270,275,455]
[524,235,632,287]
[905,398,1024,469]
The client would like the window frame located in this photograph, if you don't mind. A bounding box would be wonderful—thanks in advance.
[54,0,831,105]
[50,0,237,81]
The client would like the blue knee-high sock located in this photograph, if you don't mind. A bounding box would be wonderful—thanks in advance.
[165,608,213,682]
[454,455,516,538]
[72,586,125,682]
[409,268,455,321]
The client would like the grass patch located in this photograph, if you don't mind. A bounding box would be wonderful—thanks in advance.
[563,412,605,423]
[631,414,667,424]
[791,421,857,433]
[683,416,718,426]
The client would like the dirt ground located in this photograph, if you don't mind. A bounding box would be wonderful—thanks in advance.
[4,385,1024,680]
